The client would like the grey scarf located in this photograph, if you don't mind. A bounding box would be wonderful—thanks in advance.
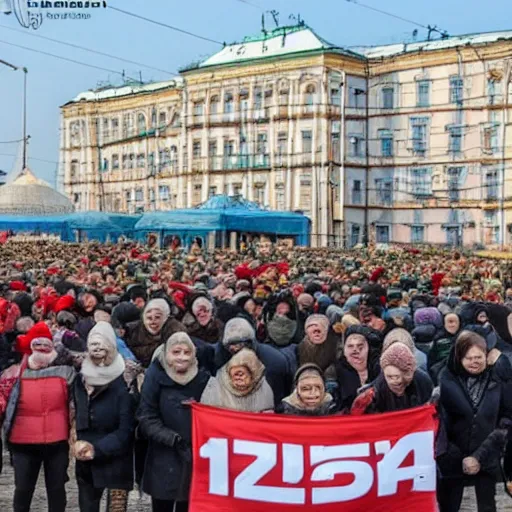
[267,316,297,346]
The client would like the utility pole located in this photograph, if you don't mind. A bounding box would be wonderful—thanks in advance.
[0,59,28,171]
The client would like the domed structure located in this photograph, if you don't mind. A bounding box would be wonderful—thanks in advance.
[0,168,74,215]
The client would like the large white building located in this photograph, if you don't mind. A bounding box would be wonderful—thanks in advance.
[59,24,512,248]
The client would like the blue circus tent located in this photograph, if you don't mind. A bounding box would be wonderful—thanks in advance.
[134,195,310,246]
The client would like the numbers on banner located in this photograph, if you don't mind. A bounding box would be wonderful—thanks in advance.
[199,431,436,504]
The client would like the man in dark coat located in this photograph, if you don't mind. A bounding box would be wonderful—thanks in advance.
[214,317,291,405]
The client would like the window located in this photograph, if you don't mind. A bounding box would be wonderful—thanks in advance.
[483,123,499,154]
[411,168,432,196]
[417,80,430,107]
[352,180,362,204]
[224,139,234,156]
[193,140,201,158]
[379,129,393,157]
[125,190,132,204]
[192,184,202,205]
[448,167,461,202]
[70,159,79,178]
[277,131,287,156]
[349,135,363,157]
[122,154,128,169]
[151,108,157,128]
[159,111,167,126]
[224,93,234,114]
[376,225,390,243]
[485,169,499,200]
[135,188,144,202]
[331,130,341,162]
[160,149,170,167]
[233,183,242,196]
[148,152,155,170]
[137,113,146,134]
[302,130,312,154]
[276,187,285,210]
[111,118,119,139]
[159,185,170,201]
[375,179,393,206]
[411,226,425,243]
[448,125,462,154]
[382,87,394,109]
[305,84,315,111]
[254,87,263,110]
[279,88,289,106]
[300,171,312,212]
[330,85,341,106]
[149,189,155,204]
[137,154,145,168]
[112,154,119,170]
[450,75,463,104]
[102,118,109,139]
[488,78,502,105]
[210,96,219,115]
[349,87,365,108]
[254,185,265,205]
[411,117,428,154]
[256,133,267,155]
[170,146,178,168]
[128,153,135,169]
[208,186,217,198]
[208,140,217,157]
[193,102,204,117]
[350,225,361,247]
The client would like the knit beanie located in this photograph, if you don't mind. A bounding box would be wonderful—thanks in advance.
[222,318,256,347]
[293,363,324,386]
[414,307,443,328]
[382,328,415,354]
[16,321,52,355]
[87,321,117,353]
[380,342,416,374]
[144,298,171,319]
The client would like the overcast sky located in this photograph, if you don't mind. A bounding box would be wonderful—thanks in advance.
[0,0,509,184]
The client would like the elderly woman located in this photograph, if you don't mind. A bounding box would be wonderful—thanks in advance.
[72,321,135,512]
[437,330,512,512]
[127,298,185,368]
[182,294,223,344]
[278,364,336,416]
[137,332,210,512]
[201,348,273,412]
[335,325,380,411]
[351,342,433,414]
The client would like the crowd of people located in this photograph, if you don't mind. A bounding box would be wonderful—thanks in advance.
[0,239,511,511]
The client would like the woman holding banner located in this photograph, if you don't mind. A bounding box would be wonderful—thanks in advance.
[137,332,210,512]
[277,363,337,416]
[437,330,512,512]
[350,341,433,414]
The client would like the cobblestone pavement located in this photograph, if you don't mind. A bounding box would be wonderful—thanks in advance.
[0,452,511,511]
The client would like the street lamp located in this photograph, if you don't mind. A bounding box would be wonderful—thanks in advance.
[0,58,28,170]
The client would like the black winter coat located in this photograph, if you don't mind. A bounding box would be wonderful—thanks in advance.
[137,360,210,501]
[438,363,512,477]
[214,342,290,406]
[126,317,185,368]
[335,350,381,411]
[73,375,135,490]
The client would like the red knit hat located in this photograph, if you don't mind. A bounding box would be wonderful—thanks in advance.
[16,322,53,356]
[370,267,385,283]
[380,342,416,374]
[9,281,27,292]
[53,295,76,313]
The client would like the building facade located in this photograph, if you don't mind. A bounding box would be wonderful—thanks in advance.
[59,25,512,248]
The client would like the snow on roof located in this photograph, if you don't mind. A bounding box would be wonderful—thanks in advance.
[69,78,184,104]
[352,30,512,59]
[194,25,362,69]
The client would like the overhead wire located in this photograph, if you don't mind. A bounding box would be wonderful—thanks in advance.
[0,38,140,81]
[107,5,224,46]
[0,23,177,76]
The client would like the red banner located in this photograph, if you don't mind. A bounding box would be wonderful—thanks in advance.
[190,404,438,512]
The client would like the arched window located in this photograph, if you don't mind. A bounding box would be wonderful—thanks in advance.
[138,113,146,134]
[224,92,234,114]
[151,107,157,128]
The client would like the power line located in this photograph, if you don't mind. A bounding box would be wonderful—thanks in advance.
[344,0,449,38]
[0,139,24,144]
[233,0,263,10]
[107,5,224,46]
[0,24,177,77]
[0,39,140,81]
[0,152,58,164]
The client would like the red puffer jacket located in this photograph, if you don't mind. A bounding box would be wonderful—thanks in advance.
[0,357,76,444]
